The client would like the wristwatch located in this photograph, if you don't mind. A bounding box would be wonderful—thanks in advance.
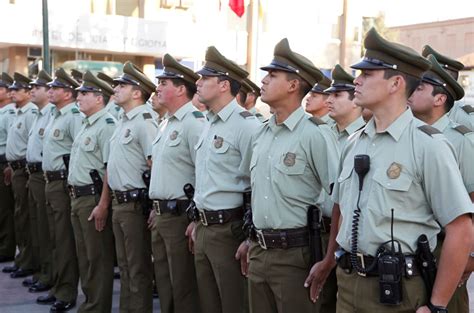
[427,301,448,313]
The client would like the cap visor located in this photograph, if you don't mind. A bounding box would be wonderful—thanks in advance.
[260,64,295,73]
[324,86,355,93]
[113,77,130,84]
[350,60,388,70]
[195,68,220,77]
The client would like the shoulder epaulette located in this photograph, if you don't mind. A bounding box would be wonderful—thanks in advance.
[9,109,15,114]
[417,125,442,137]
[192,111,205,118]
[309,116,326,126]
[71,107,80,114]
[31,108,38,114]
[453,124,473,135]
[461,105,474,114]
[239,111,253,118]
[255,113,263,118]
[105,117,115,125]
[143,112,152,120]
[115,106,120,111]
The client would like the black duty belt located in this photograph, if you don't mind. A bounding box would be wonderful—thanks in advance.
[69,184,99,199]
[198,207,244,226]
[113,189,145,204]
[255,227,309,249]
[337,251,420,277]
[153,199,190,216]
[26,162,42,174]
[321,216,331,233]
[0,154,7,163]
[9,159,27,170]
[44,170,68,183]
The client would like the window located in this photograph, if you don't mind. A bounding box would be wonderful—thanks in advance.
[116,0,140,16]
[159,0,193,10]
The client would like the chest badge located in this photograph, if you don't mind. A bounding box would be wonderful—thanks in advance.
[124,129,131,138]
[84,137,91,145]
[214,136,223,149]
[387,162,402,179]
[283,152,296,167]
[53,129,60,137]
[169,130,178,140]
[38,128,44,136]
[16,122,22,129]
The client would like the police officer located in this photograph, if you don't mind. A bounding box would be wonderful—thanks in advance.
[107,61,158,313]
[193,46,259,313]
[5,73,38,279]
[305,75,334,126]
[312,28,473,313]
[149,53,203,313]
[40,68,82,311]
[97,72,123,120]
[325,65,365,149]
[67,71,116,312]
[420,46,473,130]
[408,54,474,313]
[26,70,55,293]
[0,72,16,265]
[244,38,338,313]
[236,78,265,122]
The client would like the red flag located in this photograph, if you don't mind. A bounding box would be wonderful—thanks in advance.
[229,0,245,17]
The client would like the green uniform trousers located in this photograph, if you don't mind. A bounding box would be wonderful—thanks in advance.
[0,164,15,258]
[45,180,78,302]
[194,221,248,313]
[336,266,428,313]
[316,230,337,313]
[151,213,200,313]
[248,242,316,313]
[28,171,53,285]
[71,195,114,313]
[11,168,34,270]
[112,201,153,313]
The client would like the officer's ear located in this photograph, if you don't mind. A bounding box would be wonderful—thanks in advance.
[433,93,447,108]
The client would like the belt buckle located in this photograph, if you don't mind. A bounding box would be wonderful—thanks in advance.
[356,253,366,277]
[199,210,208,226]
[43,172,49,183]
[153,201,161,215]
[256,229,267,250]
[26,165,31,175]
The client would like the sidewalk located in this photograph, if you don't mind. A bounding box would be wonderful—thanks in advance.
[0,261,160,313]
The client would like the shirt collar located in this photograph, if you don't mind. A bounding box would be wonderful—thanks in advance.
[85,108,107,126]
[208,99,239,123]
[170,101,194,121]
[59,101,77,115]
[345,116,366,136]
[18,102,37,113]
[268,106,306,132]
[39,103,54,116]
[124,104,147,120]
[432,113,451,132]
[363,107,413,141]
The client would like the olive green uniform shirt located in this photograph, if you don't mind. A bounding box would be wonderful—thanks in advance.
[26,103,54,163]
[194,100,260,211]
[449,100,474,130]
[68,109,116,186]
[6,102,38,161]
[432,114,474,193]
[107,104,158,191]
[320,113,335,127]
[251,107,338,229]
[42,102,83,171]
[333,109,473,255]
[0,103,16,156]
[331,115,365,150]
[149,102,205,200]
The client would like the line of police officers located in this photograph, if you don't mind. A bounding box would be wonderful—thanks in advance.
[0,27,473,313]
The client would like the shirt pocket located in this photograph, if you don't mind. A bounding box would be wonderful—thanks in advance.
[121,131,133,145]
[211,137,230,154]
[274,153,306,175]
[167,136,182,147]
[81,136,96,152]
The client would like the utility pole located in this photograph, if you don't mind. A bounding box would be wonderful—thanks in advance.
[339,0,348,68]
[42,0,51,74]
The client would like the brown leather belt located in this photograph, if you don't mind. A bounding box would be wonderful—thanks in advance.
[69,184,99,199]
[112,189,145,204]
[198,207,244,226]
[26,162,42,174]
[44,170,68,183]
[9,159,27,171]
[255,227,309,249]
[153,199,189,216]
[337,251,420,277]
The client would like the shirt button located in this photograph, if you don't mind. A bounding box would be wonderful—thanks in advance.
[264,216,268,219]
[268,156,271,159]
[266,176,270,180]
[387,183,391,186]
[274,136,277,140]
[264,196,268,199]
[372,143,376,146]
